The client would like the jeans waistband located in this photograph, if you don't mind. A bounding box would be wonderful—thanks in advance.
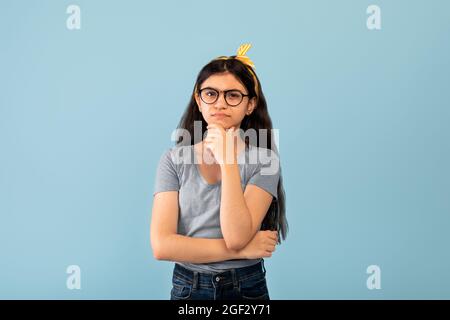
[173,260,266,290]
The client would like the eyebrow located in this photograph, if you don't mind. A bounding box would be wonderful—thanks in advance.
[200,86,246,93]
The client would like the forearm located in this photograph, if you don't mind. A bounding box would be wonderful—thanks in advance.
[154,234,242,263]
[220,163,253,249]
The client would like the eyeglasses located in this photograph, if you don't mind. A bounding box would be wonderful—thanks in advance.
[199,87,250,107]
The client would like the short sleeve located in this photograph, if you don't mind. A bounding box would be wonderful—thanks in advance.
[247,149,280,200]
[153,149,180,196]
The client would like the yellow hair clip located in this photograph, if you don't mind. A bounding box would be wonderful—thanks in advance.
[217,43,256,69]
[235,43,255,69]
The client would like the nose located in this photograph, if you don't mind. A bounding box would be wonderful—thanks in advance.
[214,92,228,109]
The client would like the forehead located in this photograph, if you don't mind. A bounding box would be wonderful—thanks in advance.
[201,72,247,92]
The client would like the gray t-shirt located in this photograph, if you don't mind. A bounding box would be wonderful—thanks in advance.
[153,143,280,273]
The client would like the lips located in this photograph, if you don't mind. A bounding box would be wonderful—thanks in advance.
[212,113,229,118]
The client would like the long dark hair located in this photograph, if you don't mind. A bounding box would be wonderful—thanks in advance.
[175,57,288,243]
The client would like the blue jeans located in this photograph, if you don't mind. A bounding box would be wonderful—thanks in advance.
[170,260,270,300]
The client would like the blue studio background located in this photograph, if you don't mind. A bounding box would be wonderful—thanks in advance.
[1,0,449,299]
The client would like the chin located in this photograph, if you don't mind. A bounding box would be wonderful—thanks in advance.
[209,119,228,125]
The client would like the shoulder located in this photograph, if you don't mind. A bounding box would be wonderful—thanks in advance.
[247,144,280,168]
[159,144,194,165]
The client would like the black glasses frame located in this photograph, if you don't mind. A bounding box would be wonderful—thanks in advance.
[198,87,250,106]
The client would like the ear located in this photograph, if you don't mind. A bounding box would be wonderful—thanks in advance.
[246,97,257,115]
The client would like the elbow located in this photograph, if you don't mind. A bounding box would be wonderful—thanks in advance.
[151,244,164,261]
[152,247,165,261]
[224,237,248,251]
[223,225,253,251]
[151,237,167,261]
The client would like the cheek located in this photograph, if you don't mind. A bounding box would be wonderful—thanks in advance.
[200,105,211,118]
[233,110,247,120]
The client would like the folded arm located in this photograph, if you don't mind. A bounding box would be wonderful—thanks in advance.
[220,163,274,250]
[151,191,241,263]
[150,191,276,263]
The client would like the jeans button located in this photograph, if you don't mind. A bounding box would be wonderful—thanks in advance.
[215,276,220,282]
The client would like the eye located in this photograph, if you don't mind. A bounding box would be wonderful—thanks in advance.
[227,91,242,98]
[205,89,217,97]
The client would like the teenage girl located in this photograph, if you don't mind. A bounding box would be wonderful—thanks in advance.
[151,44,287,300]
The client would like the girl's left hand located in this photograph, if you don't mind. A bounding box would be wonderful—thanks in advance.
[204,124,238,165]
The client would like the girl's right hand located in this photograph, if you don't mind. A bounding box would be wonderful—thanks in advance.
[238,230,278,259]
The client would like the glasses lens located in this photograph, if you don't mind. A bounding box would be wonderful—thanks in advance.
[200,89,218,104]
[225,91,243,106]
